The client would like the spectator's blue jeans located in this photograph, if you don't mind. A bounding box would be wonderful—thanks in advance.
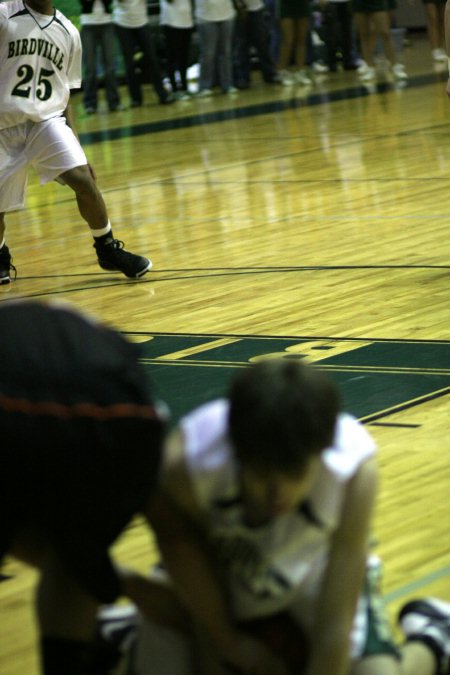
[198,19,235,91]
[115,23,167,104]
[81,23,120,110]
[233,8,277,85]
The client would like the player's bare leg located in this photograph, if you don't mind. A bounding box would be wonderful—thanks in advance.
[60,164,108,231]
[351,646,436,675]
[60,164,152,278]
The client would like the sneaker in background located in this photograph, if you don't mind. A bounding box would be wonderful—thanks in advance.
[295,70,313,85]
[196,88,213,97]
[432,48,447,62]
[399,598,450,675]
[279,69,296,85]
[312,61,329,74]
[359,66,376,82]
[392,63,408,80]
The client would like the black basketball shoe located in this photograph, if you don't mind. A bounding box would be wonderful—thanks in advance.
[0,245,17,284]
[94,237,152,278]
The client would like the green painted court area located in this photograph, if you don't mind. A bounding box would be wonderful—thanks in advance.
[124,332,450,425]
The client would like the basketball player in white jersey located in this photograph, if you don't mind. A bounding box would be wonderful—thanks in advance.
[0,0,151,284]
[98,359,450,675]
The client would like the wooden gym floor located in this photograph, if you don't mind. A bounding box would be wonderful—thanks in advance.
[0,29,449,675]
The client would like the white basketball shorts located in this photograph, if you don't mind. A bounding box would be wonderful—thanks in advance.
[0,116,87,212]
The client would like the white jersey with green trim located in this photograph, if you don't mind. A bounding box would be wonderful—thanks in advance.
[180,400,377,620]
[0,0,81,130]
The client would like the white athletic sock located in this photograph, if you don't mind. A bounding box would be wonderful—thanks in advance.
[92,221,112,238]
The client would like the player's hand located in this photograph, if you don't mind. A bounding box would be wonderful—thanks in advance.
[446,76,450,99]
[218,632,289,675]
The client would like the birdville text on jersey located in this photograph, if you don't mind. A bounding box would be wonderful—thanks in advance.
[8,39,65,70]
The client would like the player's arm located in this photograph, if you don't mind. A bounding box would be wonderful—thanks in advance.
[62,97,98,181]
[445,1,450,97]
[305,457,378,675]
[143,428,288,675]
[62,98,79,138]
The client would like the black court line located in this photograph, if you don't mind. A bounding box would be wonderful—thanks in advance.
[140,359,450,375]
[10,261,450,281]
[1,262,449,303]
[124,329,450,345]
[6,263,447,280]
[359,387,450,423]
[6,263,449,274]
[139,356,450,377]
[78,72,448,146]
[369,422,421,428]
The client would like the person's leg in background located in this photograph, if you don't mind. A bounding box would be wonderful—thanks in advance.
[81,25,99,113]
[216,18,236,92]
[99,23,122,111]
[278,16,296,83]
[163,25,193,94]
[163,24,179,92]
[292,16,312,84]
[354,9,377,78]
[233,10,251,88]
[249,7,279,82]
[176,27,193,92]
[137,22,174,104]
[264,0,281,64]
[115,24,142,106]
[338,2,358,68]
[197,20,219,93]
[423,0,446,61]
[322,2,339,71]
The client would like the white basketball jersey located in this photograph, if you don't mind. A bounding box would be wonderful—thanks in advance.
[181,400,376,620]
[0,0,82,130]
